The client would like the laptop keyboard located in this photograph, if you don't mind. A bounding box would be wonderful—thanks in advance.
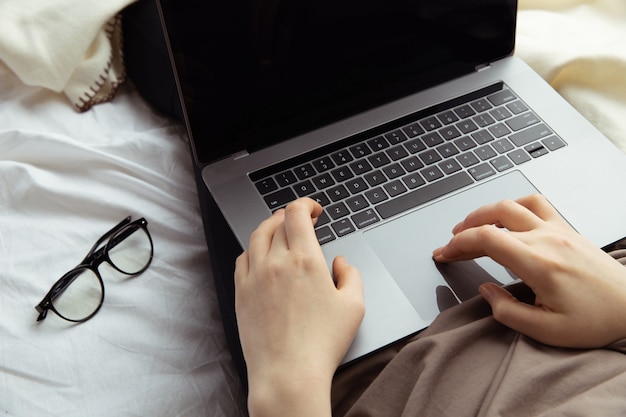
[251,83,566,245]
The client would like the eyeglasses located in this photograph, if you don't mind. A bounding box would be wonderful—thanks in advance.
[35,217,153,323]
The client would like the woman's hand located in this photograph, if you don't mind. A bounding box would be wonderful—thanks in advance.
[235,198,365,417]
[433,194,626,348]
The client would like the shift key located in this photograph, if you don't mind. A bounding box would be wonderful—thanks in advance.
[509,124,552,147]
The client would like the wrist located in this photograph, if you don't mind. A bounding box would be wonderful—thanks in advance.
[247,369,333,417]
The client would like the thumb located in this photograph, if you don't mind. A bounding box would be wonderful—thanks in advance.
[479,282,557,344]
[332,256,365,302]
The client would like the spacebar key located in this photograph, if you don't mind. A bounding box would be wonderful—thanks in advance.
[376,172,474,219]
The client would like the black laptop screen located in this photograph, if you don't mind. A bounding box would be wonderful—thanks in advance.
[159,0,517,165]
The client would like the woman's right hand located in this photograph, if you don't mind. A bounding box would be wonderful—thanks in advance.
[433,194,626,348]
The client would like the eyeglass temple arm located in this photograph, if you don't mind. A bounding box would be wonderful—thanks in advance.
[80,216,132,263]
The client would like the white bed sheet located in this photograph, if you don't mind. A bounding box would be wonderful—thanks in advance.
[0,66,247,416]
[1,1,625,416]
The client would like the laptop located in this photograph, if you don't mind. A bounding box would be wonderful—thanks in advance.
[157,0,626,367]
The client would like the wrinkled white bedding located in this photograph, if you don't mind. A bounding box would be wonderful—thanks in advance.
[1,1,625,416]
[0,68,247,416]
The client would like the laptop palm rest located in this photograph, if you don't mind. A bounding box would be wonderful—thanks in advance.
[363,170,539,320]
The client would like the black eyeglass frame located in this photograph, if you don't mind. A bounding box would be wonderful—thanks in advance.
[35,217,153,323]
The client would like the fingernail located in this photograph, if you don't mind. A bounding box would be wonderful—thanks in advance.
[479,283,498,302]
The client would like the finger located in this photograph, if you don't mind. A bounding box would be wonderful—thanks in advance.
[234,251,250,281]
[514,194,563,222]
[452,198,543,235]
[247,209,285,264]
[479,283,562,345]
[433,224,539,272]
[283,198,323,251]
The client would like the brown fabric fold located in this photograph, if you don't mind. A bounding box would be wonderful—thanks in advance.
[332,283,626,417]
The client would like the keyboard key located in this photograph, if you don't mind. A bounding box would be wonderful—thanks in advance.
[490,155,514,172]
[419,149,443,165]
[475,145,497,161]
[437,110,459,125]
[402,172,425,189]
[456,119,479,134]
[436,143,460,158]
[420,116,442,131]
[438,159,462,175]
[506,112,540,131]
[376,172,474,219]
[453,136,477,151]
[384,180,407,197]
[264,188,296,209]
[509,124,552,147]
[405,138,427,153]
[470,98,493,112]
[294,180,316,196]
[331,218,356,237]
[327,201,350,219]
[349,159,373,175]
[487,122,511,138]
[468,163,497,181]
[420,166,444,182]
[349,143,372,158]
[489,107,512,121]
[368,152,391,168]
[506,100,528,114]
[345,195,369,212]
[368,136,390,151]
[400,156,423,172]
[351,209,380,229]
[386,145,409,161]
[439,125,462,141]
[384,130,407,144]
[312,157,335,172]
[275,171,297,186]
[492,138,514,154]
[454,104,476,119]
[542,136,566,151]
[315,226,336,245]
[331,166,354,182]
[487,89,516,106]
[310,192,330,206]
[402,122,425,138]
[327,184,350,201]
[382,163,405,179]
[255,177,278,194]
[345,177,368,194]
[365,187,388,204]
[364,170,386,187]
[422,132,444,147]
[331,150,354,165]
[316,210,331,226]
[311,173,335,189]
[473,113,496,128]
[471,130,494,144]
[294,163,316,180]
[457,151,480,168]
[507,149,531,165]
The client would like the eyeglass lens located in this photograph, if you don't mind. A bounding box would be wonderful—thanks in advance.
[108,224,152,274]
[53,267,103,322]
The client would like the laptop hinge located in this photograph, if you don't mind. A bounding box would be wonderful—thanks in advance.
[232,150,249,160]
[475,63,491,72]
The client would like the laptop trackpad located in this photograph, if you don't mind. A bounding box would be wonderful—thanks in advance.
[363,171,539,321]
